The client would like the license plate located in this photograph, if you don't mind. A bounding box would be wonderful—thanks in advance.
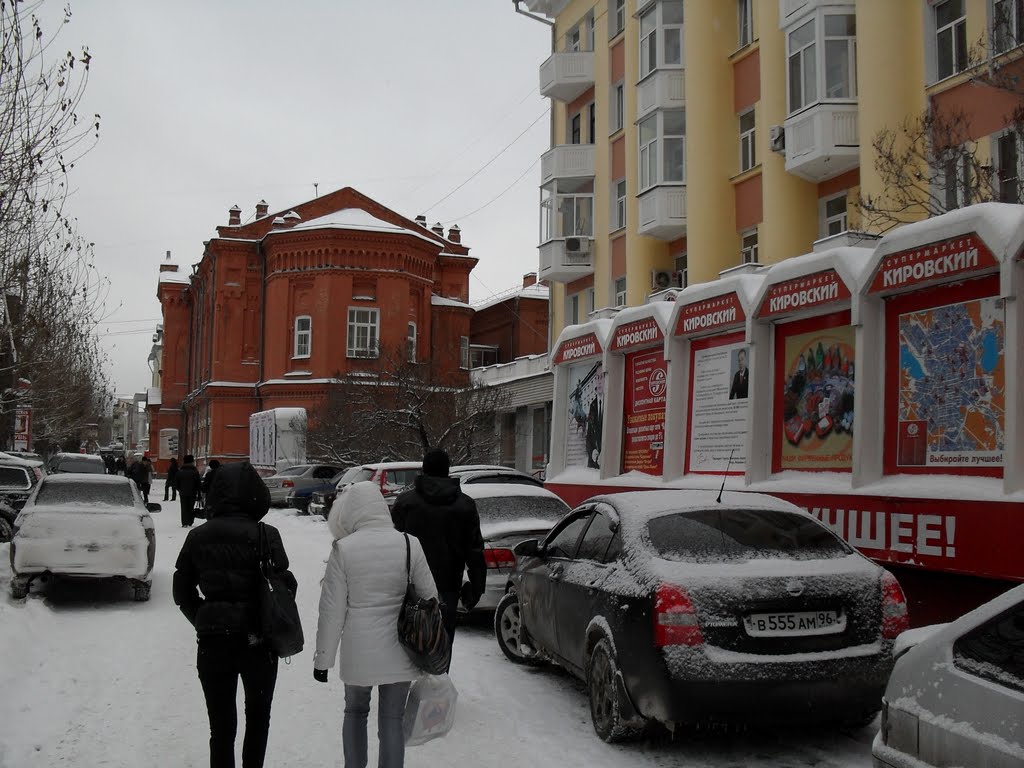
[744,610,845,637]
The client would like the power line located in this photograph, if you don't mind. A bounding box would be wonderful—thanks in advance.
[442,156,540,225]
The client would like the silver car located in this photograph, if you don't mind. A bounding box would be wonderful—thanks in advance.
[263,464,343,507]
[873,582,1024,768]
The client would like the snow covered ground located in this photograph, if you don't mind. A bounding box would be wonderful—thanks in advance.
[0,481,875,767]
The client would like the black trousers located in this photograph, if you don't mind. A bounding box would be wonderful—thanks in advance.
[440,590,460,671]
[197,635,278,768]
[180,495,196,527]
[165,482,177,501]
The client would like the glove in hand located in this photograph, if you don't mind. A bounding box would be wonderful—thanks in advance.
[313,668,329,683]
[460,580,479,611]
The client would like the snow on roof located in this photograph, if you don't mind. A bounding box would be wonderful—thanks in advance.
[146,387,161,406]
[675,272,765,310]
[158,271,190,285]
[552,317,614,358]
[472,283,550,312]
[458,483,562,501]
[757,246,876,293]
[596,489,805,528]
[874,202,1024,263]
[278,207,442,247]
[609,300,674,332]
[431,295,474,310]
[41,474,132,485]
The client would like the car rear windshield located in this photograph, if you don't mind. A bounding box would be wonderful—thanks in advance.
[278,466,310,476]
[339,467,374,484]
[474,496,568,526]
[36,482,135,506]
[647,508,851,563]
[56,457,105,473]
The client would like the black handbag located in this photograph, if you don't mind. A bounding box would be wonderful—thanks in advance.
[257,522,304,658]
[397,534,451,675]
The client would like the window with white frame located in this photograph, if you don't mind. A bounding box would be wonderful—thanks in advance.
[996,131,1020,204]
[569,293,580,325]
[614,277,627,307]
[459,336,470,369]
[293,315,311,359]
[786,11,857,115]
[586,287,595,316]
[540,182,594,242]
[935,0,967,80]
[566,24,581,52]
[674,253,688,288]
[639,1,684,80]
[788,20,817,113]
[610,0,625,38]
[567,12,595,52]
[613,179,627,230]
[738,0,753,47]
[406,321,417,362]
[941,147,974,210]
[346,308,379,358]
[820,192,848,237]
[740,229,759,264]
[639,109,686,191]
[824,15,856,98]
[611,82,624,133]
[739,109,756,172]
[994,0,1024,54]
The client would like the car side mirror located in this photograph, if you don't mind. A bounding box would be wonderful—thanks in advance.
[146,503,162,513]
[514,538,540,558]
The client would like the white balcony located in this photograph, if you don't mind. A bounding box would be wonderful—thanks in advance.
[538,238,594,283]
[783,103,859,182]
[637,185,687,240]
[539,51,595,102]
[637,69,685,120]
[541,144,595,184]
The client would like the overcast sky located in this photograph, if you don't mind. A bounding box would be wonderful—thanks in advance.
[52,1,552,395]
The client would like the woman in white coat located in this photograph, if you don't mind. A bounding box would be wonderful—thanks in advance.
[314,481,437,768]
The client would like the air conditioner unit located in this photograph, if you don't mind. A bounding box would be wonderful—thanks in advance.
[651,270,673,290]
[673,270,686,288]
[769,125,786,154]
[564,236,591,254]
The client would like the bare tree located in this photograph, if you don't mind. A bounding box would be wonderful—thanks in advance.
[306,345,511,467]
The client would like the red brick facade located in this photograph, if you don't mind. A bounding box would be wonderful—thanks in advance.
[470,273,550,363]
[149,188,476,470]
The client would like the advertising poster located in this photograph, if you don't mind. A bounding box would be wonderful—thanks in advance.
[622,349,667,475]
[158,428,180,460]
[688,340,748,473]
[897,296,1004,469]
[13,407,30,452]
[779,324,855,470]
[566,361,604,469]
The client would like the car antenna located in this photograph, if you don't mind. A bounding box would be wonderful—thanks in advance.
[716,449,736,504]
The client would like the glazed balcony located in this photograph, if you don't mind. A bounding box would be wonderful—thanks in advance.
[539,238,594,283]
[541,144,596,185]
[636,69,685,120]
[783,103,859,182]
[637,185,687,240]
[539,51,595,102]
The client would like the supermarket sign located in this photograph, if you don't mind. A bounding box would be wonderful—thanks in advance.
[611,317,664,352]
[758,269,851,318]
[553,333,603,364]
[675,292,745,336]
[869,233,998,294]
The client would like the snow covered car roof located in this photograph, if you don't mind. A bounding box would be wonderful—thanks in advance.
[24,474,146,514]
[459,483,564,501]
[36,474,133,486]
[592,489,807,524]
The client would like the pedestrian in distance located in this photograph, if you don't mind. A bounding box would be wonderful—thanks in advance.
[136,453,154,505]
[176,455,202,528]
[173,461,296,768]
[164,456,179,501]
[391,448,486,661]
[315,481,438,768]
[202,459,222,495]
[115,455,127,476]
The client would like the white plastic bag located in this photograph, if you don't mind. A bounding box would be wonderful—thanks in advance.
[403,673,457,746]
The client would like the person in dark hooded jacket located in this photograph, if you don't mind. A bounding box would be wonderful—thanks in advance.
[175,455,202,528]
[391,448,486,656]
[173,461,296,768]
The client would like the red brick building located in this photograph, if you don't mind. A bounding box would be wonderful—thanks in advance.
[469,273,549,367]
[150,187,477,470]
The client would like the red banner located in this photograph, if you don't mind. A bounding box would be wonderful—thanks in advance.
[553,333,602,365]
[621,348,667,475]
[674,292,745,337]
[611,317,664,352]
[869,233,998,294]
[758,269,851,318]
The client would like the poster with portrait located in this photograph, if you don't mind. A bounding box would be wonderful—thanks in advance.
[565,361,604,469]
[621,348,667,475]
[778,323,855,470]
[687,338,748,474]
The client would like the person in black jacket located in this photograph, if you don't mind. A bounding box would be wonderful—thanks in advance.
[175,455,202,528]
[173,461,296,768]
[391,448,486,659]
[164,457,179,501]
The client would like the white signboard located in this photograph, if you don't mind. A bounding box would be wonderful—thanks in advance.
[688,341,748,473]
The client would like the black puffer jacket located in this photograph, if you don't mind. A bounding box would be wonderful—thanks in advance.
[172,462,297,637]
[391,474,486,596]
[175,463,201,497]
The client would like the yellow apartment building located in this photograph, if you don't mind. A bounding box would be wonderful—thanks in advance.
[514,0,1024,340]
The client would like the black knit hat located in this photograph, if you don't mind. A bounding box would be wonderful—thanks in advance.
[422,448,450,478]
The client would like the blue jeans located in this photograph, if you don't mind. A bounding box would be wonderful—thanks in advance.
[343,682,412,768]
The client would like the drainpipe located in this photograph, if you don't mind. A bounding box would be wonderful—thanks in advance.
[257,241,266,412]
[512,1,554,27]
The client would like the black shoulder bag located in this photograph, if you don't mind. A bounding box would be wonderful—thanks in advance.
[397,534,451,675]
[257,522,304,658]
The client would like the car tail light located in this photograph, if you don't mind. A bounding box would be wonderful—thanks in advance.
[281,480,294,488]
[881,570,909,639]
[653,583,704,647]
[483,547,516,569]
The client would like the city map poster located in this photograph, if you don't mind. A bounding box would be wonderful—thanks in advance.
[687,335,748,474]
[778,322,855,471]
[566,361,604,469]
[897,295,1005,469]
[622,348,667,475]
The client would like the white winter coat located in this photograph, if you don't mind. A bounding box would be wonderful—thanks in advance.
[314,481,438,686]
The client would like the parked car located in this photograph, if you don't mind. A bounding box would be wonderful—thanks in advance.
[263,463,344,507]
[0,454,44,510]
[459,483,570,612]
[9,475,159,601]
[286,468,350,515]
[450,466,544,489]
[309,461,422,518]
[494,490,905,742]
[872,583,1024,768]
[46,452,106,475]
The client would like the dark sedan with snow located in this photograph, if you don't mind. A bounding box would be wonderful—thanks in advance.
[9,475,157,601]
[494,490,904,741]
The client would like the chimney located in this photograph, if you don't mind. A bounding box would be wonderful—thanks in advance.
[447,224,461,243]
[431,222,445,236]
[280,210,301,228]
[228,205,242,226]
[415,215,427,227]
[159,250,178,273]
[523,272,537,288]
[255,199,269,219]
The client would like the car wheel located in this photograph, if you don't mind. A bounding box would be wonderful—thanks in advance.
[132,581,152,602]
[587,638,645,743]
[10,577,29,600]
[494,591,542,666]
[0,516,13,544]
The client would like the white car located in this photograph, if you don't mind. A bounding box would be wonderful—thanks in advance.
[873,582,1024,768]
[10,474,158,601]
